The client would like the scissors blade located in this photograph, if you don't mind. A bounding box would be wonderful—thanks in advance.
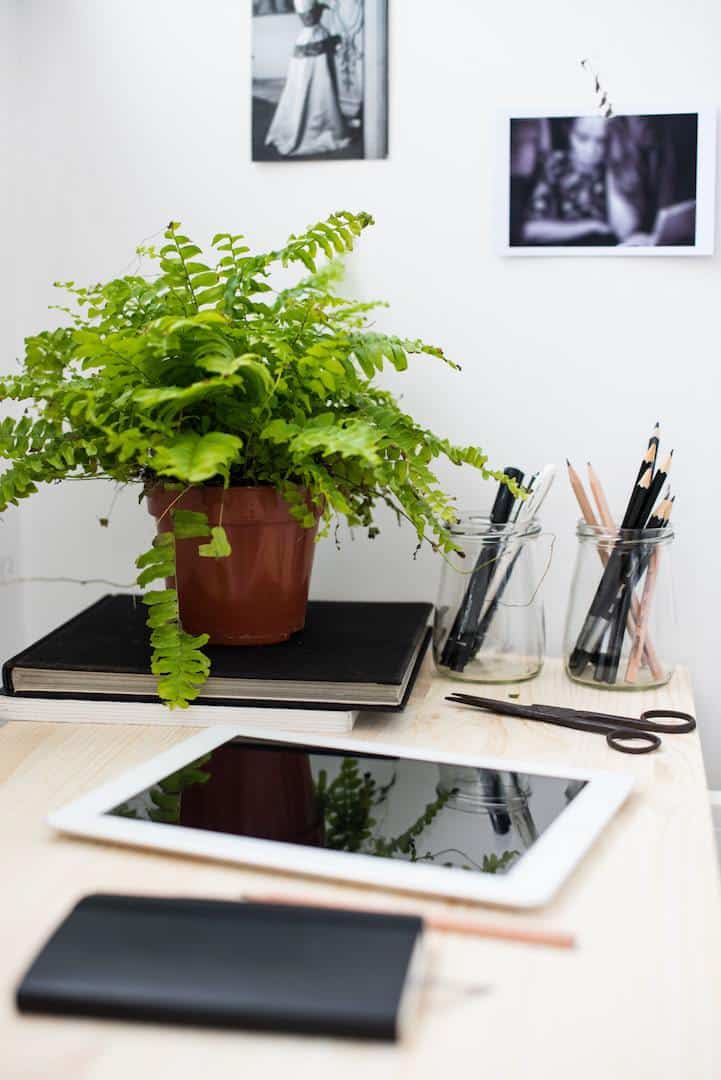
[524,702,630,727]
[446,693,620,737]
[447,693,597,725]
[445,693,542,721]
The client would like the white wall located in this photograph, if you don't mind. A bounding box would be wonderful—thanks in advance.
[8,0,721,779]
[0,1,25,663]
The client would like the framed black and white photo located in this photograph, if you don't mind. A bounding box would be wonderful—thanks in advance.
[499,109,715,255]
[252,0,388,162]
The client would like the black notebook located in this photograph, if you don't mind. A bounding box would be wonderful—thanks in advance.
[16,894,425,1041]
[3,595,432,709]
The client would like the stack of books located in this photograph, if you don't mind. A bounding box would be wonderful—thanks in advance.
[1,595,432,733]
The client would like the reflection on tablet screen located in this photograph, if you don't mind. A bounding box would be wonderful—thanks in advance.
[107,738,586,876]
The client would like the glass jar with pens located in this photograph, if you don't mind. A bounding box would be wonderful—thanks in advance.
[434,466,555,684]
[563,520,677,690]
[564,429,678,690]
[433,512,547,684]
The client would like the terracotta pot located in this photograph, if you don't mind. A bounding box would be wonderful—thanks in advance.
[146,484,320,646]
[179,744,324,847]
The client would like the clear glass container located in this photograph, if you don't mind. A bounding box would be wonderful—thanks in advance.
[563,522,677,690]
[433,512,546,684]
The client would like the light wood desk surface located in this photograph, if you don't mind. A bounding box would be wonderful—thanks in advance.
[2,660,720,1080]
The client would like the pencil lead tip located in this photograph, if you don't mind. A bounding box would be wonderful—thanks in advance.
[566,458,571,467]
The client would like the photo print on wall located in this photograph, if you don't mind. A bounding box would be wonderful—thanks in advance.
[500,110,716,255]
[252,0,389,161]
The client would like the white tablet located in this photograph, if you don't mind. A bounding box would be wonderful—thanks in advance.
[48,725,633,909]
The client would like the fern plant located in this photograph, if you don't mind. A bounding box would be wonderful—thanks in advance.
[315,756,454,860]
[0,211,505,707]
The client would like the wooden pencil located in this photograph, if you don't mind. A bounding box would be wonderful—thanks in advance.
[587,461,615,530]
[245,892,576,950]
[625,498,674,684]
[567,460,598,526]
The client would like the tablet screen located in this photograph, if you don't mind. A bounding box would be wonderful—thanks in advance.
[107,737,586,877]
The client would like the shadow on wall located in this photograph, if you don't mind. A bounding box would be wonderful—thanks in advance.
[0,521,23,662]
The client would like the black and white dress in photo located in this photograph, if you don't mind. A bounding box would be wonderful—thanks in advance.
[502,112,715,255]
[252,0,388,162]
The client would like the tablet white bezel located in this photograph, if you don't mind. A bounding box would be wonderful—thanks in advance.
[48,723,633,909]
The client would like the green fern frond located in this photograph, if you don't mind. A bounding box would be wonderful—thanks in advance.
[136,508,234,706]
[136,534,211,709]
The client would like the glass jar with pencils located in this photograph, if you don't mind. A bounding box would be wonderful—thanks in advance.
[563,521,677,690]
[433,512,546,684]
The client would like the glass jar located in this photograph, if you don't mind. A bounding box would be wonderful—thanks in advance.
[433,512,546,683]
[563,522,677,689]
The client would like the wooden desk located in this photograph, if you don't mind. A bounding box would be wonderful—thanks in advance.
[2,661,720,1080]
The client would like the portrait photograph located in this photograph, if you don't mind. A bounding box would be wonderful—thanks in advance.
[252,0,389,162]
[500,109,716,255]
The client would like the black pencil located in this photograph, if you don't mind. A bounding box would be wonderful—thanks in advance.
[597,492,671,683]
[622,462,653,528]
[569,467,654,675]
[601,497,673,683]
[633,423,660,486]
[600,458,672,682]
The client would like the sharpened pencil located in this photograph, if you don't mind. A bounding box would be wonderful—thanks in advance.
[567,460,598,525]
[245,893,576,950]
[634,423,660,485]
[587,462,615,529]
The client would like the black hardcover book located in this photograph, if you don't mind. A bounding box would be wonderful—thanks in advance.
[16,894,425,1041]
[2,595,432,709]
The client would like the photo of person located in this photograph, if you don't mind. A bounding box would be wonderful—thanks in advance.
[504,112,714,254]
[252,0,388,162]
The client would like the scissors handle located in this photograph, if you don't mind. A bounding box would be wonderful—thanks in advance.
[605,729,662,754]
[637,709,696,734]
[528,704,696,737]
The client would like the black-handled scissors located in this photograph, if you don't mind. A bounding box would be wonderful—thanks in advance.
[446,692,696,755]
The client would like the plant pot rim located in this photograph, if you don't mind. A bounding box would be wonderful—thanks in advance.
[143,480,293,493]
[145,482,323,529]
